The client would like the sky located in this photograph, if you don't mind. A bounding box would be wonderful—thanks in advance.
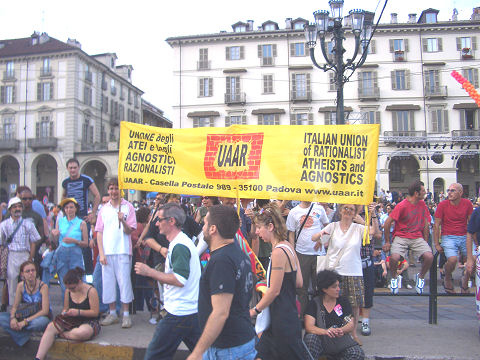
[0,0,477,119]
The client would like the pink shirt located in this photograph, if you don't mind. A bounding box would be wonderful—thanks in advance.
[435,198,473,236]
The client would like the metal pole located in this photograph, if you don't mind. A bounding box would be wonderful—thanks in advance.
[429,252,439,324]
[333,19,345,125]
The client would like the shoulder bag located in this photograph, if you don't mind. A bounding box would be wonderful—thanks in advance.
[15,301,42,321]
[317,223,347,273]
[311,297,357,355]
[255,258,271,334]
[53,313,86,334]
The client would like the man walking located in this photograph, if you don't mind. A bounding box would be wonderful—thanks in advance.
[187,205,256,360]
[135,202,201,359]
[95,178,136,328]
[0,197,41,305]
[434,183,473,293]
[62,158,100,275]
[383,180,433,295]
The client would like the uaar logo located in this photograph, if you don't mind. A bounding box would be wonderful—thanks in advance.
[204,133,264,179]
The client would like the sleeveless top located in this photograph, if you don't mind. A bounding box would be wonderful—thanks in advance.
[59,216,82,248]
[68,286,99,322]
[22,281,45,304]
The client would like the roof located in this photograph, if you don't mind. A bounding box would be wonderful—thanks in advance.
[0,34,78,58]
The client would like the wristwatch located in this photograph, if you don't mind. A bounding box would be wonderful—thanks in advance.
[254,306,261,314]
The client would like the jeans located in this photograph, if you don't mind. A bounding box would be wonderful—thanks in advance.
[442,235,467,259]
[0,312,50,346]
[203,337,256,360]
[55,245,84,301]
[92,255,120,313]
[134,273,153,312]
[144,312,201,360]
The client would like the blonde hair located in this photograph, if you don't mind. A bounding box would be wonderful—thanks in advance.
[254,202,287,241]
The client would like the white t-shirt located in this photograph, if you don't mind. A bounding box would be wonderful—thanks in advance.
[322,222,364,276]
[286,203,329,255]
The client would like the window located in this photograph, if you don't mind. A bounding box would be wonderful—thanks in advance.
[102,95,108,113]
[5,61,14,79]
[41,58,51,76]
[463,68,479,88]
[134,94,139,108]
[110,79,116,95]
[358,71,378,97]
[361,40,376,54]
[2,117,15,140]
[425,13,437,23]
[294,22,305,30]
[391,70,410,90]
[128,89,132,104]
[291,73,311,100]
[83,86,92,105]
[390,39,408,61]
[198,49,209,70]
[424,69,440,95]
[457,37,477,57]
[326,42,334,61]
[290,113,313,125]
[392,111,414,132]
[193,117,213,127]
[329,73,337,91]
[100,124,107,143]
[324,112,337,125]
[234,25,246,32]
[430,109,449,133]
[263,74,274,94]
[264,24,276,31]
[226,76,241,102]
[460,109,479,130]
[199,78,213,97]
[37,115,52,138]
[120,85,125,100]
[290,42,306,57]
[423,38,442,52]
[258,114,279,125]
[363,110,381,128]
[258,44,277,66]
[85,64,92,82]
[226,46,243,60]
[1,85,15,104]
[82,117,94,143]
[225,115,246,126]
[37,82,53,101]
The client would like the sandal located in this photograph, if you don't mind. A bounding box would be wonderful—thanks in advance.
[443,283,456,294]
[352,336,362,346]
[461,286,470,294]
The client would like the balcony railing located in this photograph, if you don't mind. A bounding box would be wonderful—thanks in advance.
[461,48,474,60]
[261,57,275,66]
[425,86,447,99]
[358,87,380,100]
[393,50,406,62]
[28,137,57,150]
[0,138,20,151]
[111,87,117,96]
[224,92,246,104]
[452,129,480,142]
[291,90,312,102]
[3,71,15,81]
[383,130,427,143]
[81,141,108,151]
[40,67,52,77]
[197,60,211,70]
[85,71,92,82]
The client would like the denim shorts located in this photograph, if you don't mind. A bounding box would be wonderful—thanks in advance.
[441,235,467,258]
[203,337,256,360]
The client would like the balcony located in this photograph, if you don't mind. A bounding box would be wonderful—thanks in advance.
[383,130,427,144]
[0,138,20,151]
[110,116,120,126]
[461,48,474,60]
[425,86,447,99]
[224,92,246,105]
[197,60,211,70]
[3,71,15,81]
[393,50,406,62]
[85,71,93,82]
[358,87,380,101]
[111,87,117,96]
[40,67,52,77]
[291,90,312,102]
[452,129,480,142]
[28,137,57,150]
[81,141,108,151]
[261,57,275,66]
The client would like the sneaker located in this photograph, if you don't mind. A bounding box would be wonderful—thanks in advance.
[406,284,413,289]
[100,314,119,326]
[397,275,403,289]
[415,273,425,295]
[122,316,132,328]
[390,277,399,295]
[149,316,157,325]
[361,322,371,336]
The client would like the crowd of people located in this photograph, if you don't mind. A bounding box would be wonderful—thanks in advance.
[0,159,479,359]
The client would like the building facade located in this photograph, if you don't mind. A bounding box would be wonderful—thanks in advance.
[0,32,169,204]
[167,8,480,200]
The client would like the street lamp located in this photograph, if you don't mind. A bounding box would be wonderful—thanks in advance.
[305,0,374,124]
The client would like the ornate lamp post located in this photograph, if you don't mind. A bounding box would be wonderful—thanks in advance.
[304,0,374,124]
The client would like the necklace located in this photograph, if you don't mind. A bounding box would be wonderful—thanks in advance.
[25,279,37,295]
[339,223,350,233]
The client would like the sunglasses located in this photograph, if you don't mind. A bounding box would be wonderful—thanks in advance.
[21,197,33,201]
[342,207,355,212]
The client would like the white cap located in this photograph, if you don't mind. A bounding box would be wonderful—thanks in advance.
[8,197,22,210]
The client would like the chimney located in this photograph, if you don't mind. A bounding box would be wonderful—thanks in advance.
[408,13,417,23]
[471,7,480,21]
[285,18,292,29]
[67,38,82,49]
[247,20,254,31]
[391,13,398,24]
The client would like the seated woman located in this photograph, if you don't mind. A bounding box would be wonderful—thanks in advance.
[34,267,100,360]
[304,270,364,360]
[0,261,50,346]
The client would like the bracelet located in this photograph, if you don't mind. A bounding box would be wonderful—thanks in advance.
[24,318,29,326]
[254,306,261,314]
[78,309,81,316]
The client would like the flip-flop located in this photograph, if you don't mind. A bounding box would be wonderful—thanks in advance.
[443,284,456,294]
[461,286,470,294]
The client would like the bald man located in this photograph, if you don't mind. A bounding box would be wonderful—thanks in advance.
[434,183,473,293]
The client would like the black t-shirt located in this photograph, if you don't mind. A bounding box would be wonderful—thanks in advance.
[305,296,352,329]
[198,242,255,348]
[62,174,94,218]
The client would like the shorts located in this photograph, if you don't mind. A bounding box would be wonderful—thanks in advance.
[102,254,134,304]
[339,275,364,308]
[441,235,467,258]
[391,237,432,260]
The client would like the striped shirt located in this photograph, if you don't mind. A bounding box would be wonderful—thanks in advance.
[0,217,41,252]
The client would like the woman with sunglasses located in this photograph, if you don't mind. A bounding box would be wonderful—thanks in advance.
[194,196,219,225]
[312,203,377,345]
[0,261,50,346]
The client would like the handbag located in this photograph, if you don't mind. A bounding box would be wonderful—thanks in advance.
[53,313,85,334]
[15,301,42,321]
[255,258,272,334]
[317,223,346,273]
[1,219,24,279]
[312,297,357,355]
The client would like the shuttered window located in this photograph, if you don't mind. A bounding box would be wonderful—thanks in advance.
[430,109,449,133]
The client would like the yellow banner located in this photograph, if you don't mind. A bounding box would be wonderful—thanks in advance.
[118,122,379,204]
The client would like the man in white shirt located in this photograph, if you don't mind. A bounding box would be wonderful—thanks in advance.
[286,201,329,316]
